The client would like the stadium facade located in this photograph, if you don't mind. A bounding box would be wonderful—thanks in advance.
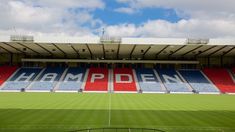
[0,35,234,94]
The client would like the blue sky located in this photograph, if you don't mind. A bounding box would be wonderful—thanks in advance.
[94,0,181,25]
[0,0,235,38]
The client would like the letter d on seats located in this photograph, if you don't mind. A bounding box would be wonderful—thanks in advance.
[116,74,133,83]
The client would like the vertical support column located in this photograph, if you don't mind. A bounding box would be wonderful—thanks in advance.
[207,57,210,67]
[220,56,223,67]
[10,53,13,66]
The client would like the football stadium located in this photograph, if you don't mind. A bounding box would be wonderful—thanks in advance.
[0,35,234,132]
[0,0,235,132]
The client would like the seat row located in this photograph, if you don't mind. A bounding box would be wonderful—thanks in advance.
[0,66,234,93]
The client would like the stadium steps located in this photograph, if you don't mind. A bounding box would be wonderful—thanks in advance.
[135,68,166,93]
[26,68,46,91]
[153,69,167,93]
[108,69,114,92]
[203,68,235,93]
[157,68,193,93]
[28,67,65,91]
[230,68,235,83]
[2,67,44,91]
[178,69,219,93]
[53,68,69,92]
[56,68,87,92]
[176,70,194,91]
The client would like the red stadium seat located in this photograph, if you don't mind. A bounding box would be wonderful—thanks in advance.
[203,68,235,93]
[84,68,108,91]
[0,66,18,86]
[113,68,137,92]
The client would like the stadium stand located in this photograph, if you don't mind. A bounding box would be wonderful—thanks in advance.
[1,66,235,94]
[57,67,86,91]
[203,68,235,93]
[28,67,65,91]
[178,70,219,93]
[0,66,17,86]
[1,67,42,91]
[84,68,108,91]
[157,68,192,93]
[135,68,165,93]
[113,68,137,92]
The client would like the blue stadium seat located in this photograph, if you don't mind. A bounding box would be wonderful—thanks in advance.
[1,67,42,90]
[29,67,65,91]
[135,68,165,92]
[57,68,86,91]
[157,68,191,92]
[178,70,219,93]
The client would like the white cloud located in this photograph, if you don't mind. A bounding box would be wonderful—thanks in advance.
[116,0,235,21]
[0,0,235,38]
[29,0,105,9]
[110,0,235,38]
[0,0,105,37]
[114,7,135,14]
[105,19,235,38]
[105,24,137,37]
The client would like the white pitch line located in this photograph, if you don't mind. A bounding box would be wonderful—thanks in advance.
[108,93,111,126]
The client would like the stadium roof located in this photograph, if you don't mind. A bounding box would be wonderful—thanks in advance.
[0,35,234,60]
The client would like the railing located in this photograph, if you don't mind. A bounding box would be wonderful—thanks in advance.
[100,36,122,44]
[186,38,209,45]
[10,35,34,42]
[70,127,165,132]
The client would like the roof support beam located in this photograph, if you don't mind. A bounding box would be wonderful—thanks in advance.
[52,43,67,57]
[0,44,12,54]
[86,44,93,59]
[195,46,216,57]
[222,46,235,56]
[208,46,227,57]
[129,45,136,59]
[116,43,120,59]
[70,44,80,58]
[168,45,186,57]
[35,43,53,56]
[182,45,203,57]
[2,42,25,54]
[17,42,41,55]
[102,44,105,59]
[142,45,152,59]
[22,58,200,64]
[155,45,169,58]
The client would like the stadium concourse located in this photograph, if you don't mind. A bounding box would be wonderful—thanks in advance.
[0,35,235,94]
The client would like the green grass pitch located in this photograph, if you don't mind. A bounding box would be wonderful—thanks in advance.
[0,93,235,132]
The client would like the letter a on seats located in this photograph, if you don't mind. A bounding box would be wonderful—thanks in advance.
[41,73,57,82]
